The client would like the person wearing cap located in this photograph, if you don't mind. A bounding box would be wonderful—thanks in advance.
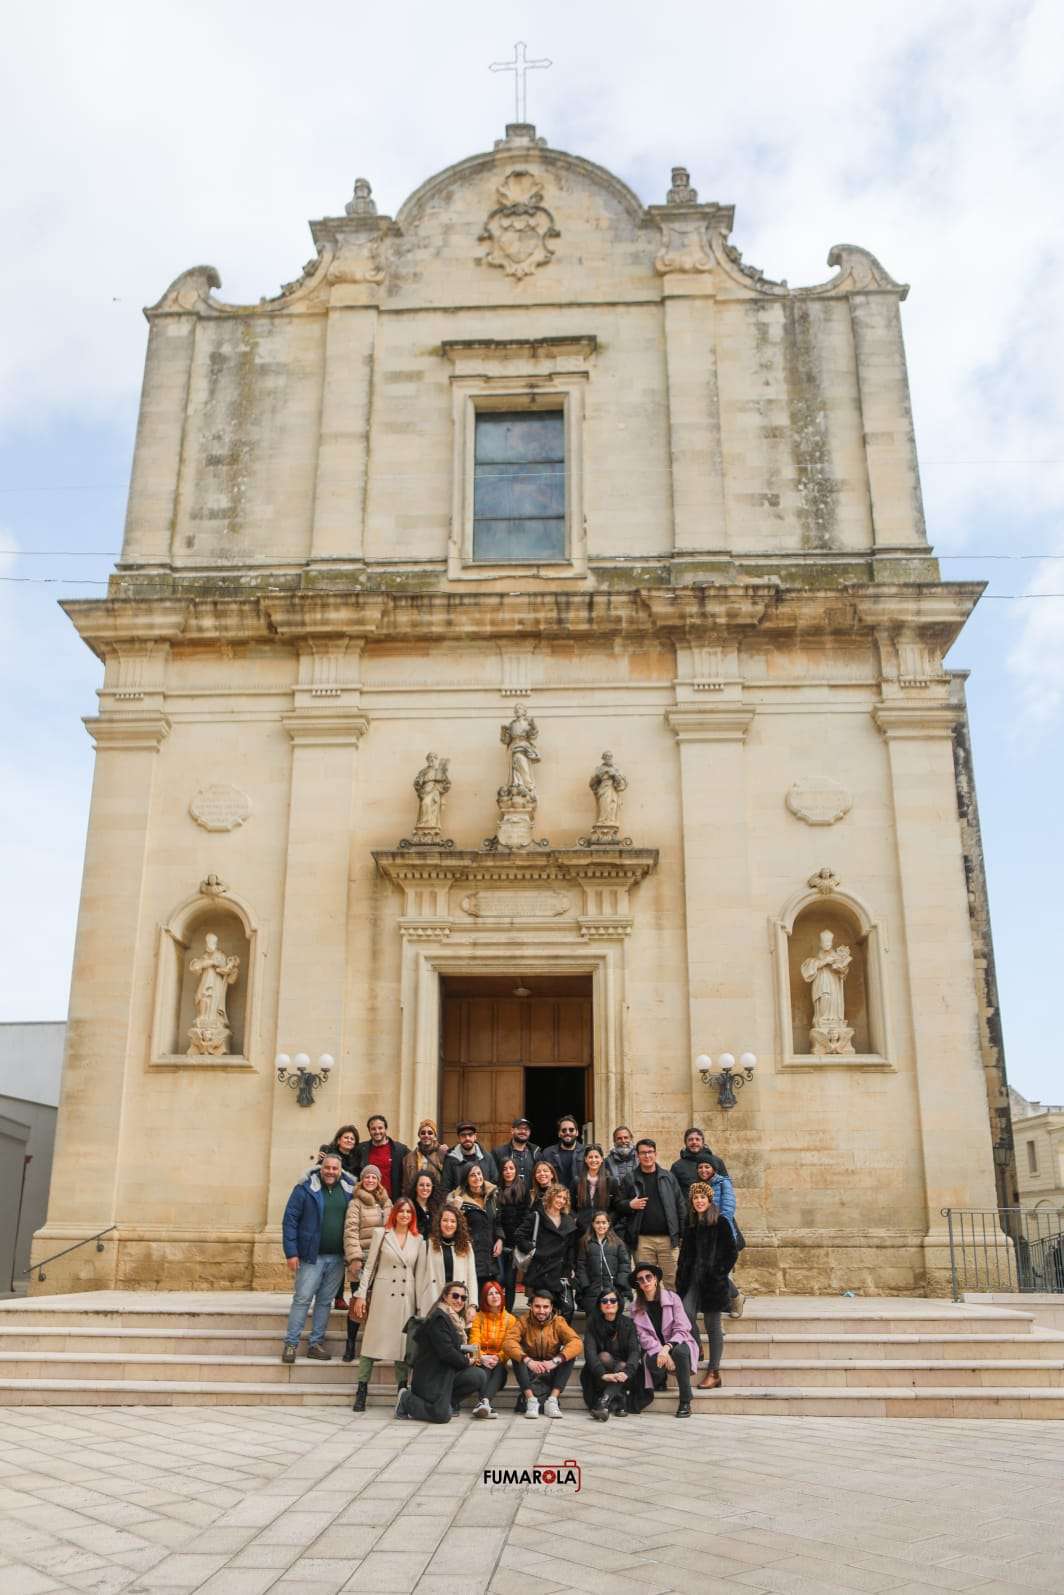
[580,1284,640,1420]
[630,1259,698,1418]
[492,1116,540,1187]
[442,1121,499,1192]
[401,1120,449,1196]
[502,1287,582,1419]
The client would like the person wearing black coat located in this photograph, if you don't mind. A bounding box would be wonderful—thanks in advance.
[675,1182,739,1389]
[572,1143,619,1235]
[316,1124,360,1176]
[580,1288,641,1419]
[515,1182,578,1310]
[352,1117,410,1202]
[671,1127,727,1196]
[446,1165,503,1290]
[494,1160,531,1311]
[574,1211,632,1312]
[411,1169,443,1243]
[491,1117,540,1188]
[396,1285,489,1423]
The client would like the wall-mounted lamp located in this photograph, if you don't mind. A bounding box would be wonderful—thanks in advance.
[275,1051,334,1107]
[695,1051,757,1111]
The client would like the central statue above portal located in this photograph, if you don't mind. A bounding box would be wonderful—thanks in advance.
[488,703,546,850]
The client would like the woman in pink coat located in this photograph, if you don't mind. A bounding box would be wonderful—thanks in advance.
[630,1259,698,1417]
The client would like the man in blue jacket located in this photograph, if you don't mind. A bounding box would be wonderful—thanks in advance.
[281,1154,354,1364]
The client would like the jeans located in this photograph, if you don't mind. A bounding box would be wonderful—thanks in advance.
[284,1255,346,1349]
[499,1250,518,1312]
[514,1358,574,1400]
[643,1341,692,1404]
[482,1361,508,1400]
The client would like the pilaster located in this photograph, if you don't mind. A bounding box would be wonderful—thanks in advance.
[121,314,197,567]
[873,701,999,1258]
[849,292,927,552]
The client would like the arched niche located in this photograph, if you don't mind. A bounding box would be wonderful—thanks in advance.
[150,883,259,1067]
[771,875,893,1070]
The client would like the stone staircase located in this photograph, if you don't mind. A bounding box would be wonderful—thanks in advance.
[1,1292,1063,1416]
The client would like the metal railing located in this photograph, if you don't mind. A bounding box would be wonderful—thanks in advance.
[19,1226,117,1283]
[942,1207,1064,1301]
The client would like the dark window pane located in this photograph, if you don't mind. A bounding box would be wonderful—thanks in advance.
[474,463,565,520]
[473,518,566,561]
[475,411,564,464]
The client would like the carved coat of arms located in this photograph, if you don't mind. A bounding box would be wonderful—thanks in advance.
[480,170,559,279]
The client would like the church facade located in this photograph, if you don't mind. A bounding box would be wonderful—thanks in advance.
[35,124,1011,1296]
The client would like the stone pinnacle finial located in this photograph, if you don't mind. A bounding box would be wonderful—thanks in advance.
[666,166,699,205]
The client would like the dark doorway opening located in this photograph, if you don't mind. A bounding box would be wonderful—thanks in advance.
[524,1066,586,1154]
[439,974,592,1152]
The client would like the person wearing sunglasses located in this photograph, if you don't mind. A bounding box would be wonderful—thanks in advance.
[630,1260,698,1417]
[395,1282,489,1424]
[579,1286,640,1421]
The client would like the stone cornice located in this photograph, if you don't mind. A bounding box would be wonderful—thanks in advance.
[374,848,658,892]
[63,583,982,655]
[282,711,370,748]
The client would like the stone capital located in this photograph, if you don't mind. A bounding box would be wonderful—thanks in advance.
[666,705,755,743]
[281,710,370,748]
[84,713,171,752]
[872,704,959,741]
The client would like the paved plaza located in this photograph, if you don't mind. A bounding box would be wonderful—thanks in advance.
[0,1406,1062,1594]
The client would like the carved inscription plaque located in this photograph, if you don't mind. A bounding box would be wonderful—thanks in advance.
[786,778,852,828]
[189,784,252,833]
[461,891,570,919]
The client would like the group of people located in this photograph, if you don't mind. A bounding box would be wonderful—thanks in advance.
[281,1112,743,1422]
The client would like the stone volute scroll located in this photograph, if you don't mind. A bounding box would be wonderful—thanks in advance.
[480,170,560,279]
[399,753,455,849]
[800,930,855,1057]
[579,751,633,848]
[486,702,548,850]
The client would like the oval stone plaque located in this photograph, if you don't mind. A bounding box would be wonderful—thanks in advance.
[786,778,852,828]
[189,784,252,833]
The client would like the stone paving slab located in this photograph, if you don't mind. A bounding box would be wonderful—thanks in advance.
[0,1406,1061,1592]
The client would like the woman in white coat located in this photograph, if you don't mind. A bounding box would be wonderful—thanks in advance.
[415,1205,478,1321]
[350,1197,420,1412]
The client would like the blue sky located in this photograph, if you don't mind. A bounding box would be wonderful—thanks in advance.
[1,0,1061,1104]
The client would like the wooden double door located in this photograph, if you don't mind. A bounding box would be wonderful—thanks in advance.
[440,977,592,1153]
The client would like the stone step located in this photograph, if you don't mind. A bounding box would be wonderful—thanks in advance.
[722,1331,1064,1360]
[0,1378,1062,1417]
[0,1352,359,1384]
[720,1359,1064,1388]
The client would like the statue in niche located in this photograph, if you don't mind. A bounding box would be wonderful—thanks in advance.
[500,703,540,800]
[187,932,240,1057]
[412,752,451,838]
[801,929,855,1056]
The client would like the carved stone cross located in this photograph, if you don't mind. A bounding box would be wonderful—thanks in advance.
[490,41,552,123]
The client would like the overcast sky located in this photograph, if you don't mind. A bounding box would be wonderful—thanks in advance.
[1,0,1061,1104]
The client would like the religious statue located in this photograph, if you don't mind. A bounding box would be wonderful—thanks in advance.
[412,752,451,838]
[666,165,699,205]
[589,751,627,830]
[345,177,377,217]
[500,703,541,800]
[800,929,855,1056]
[187,932,240,1057]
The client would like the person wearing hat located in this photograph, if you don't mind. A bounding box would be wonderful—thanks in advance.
[492,1116,540,1188]
[630,1259,698,1417]
[442,1121,499,1192]
[401,1119,449,1196]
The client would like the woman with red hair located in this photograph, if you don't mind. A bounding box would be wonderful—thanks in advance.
[350,1196,420,1412]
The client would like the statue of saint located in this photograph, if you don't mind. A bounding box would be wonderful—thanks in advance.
[589,750,627,830]
[500,704,540,799]
[800,929,855,1055]
[412,752,450,834]
[187,932,240,1056]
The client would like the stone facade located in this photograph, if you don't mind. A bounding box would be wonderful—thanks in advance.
[34,124,1007,1295]
[1010,1088,1064,1213]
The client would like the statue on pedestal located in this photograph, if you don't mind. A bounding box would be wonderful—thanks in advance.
[187,932,240,1056]
[579,751,631,847]
[486,703,547,850]
[801,929,855,1055]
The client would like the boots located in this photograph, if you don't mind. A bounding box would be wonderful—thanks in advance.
[352,1381,368,1413]
[342,1321,358,1364]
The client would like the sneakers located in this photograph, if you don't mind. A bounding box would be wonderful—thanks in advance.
[543,1395,562,1419]
[728,1290,745,1319]
[281,1344,296,1364]
[471,1398,495,1420]
[523,1394,541,1420]
[394,1388,410,1420]
[306,1343,332,1361]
